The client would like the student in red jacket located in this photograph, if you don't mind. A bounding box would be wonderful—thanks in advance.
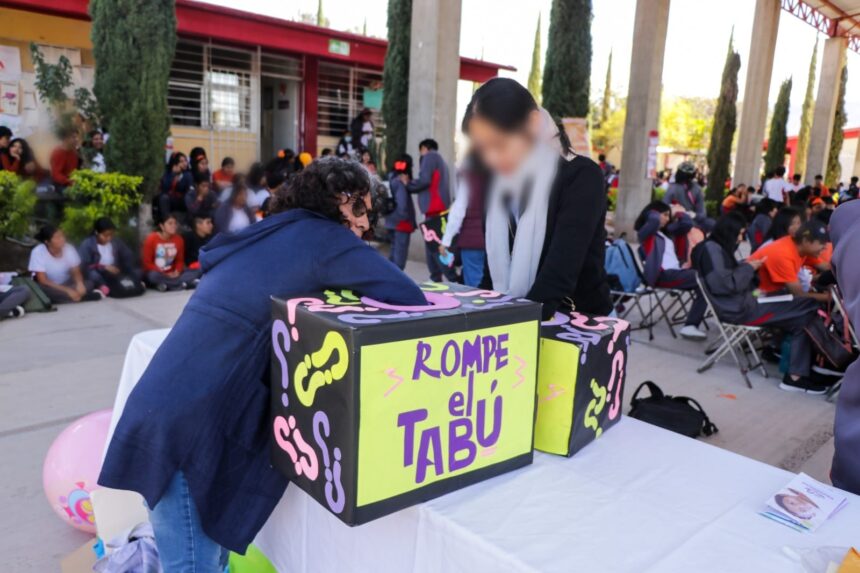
[50,128,80,191]
[142,213,201,291]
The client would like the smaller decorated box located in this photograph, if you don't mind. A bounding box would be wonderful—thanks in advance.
[534,312,631,457]
[270,283,541,525]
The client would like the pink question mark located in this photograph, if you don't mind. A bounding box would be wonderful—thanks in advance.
[285,297,325,341]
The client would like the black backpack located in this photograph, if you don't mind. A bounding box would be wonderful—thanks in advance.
[628,381,718,438]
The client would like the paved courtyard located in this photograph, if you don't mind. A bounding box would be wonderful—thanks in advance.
[0,257,838,572]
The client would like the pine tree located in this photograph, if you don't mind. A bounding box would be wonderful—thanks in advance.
[381,0,411,170]
[825,64,847,187]
[764,78,792,175]
[90,0,176,199]
[542,0,592,119]
[705,33,741,201]
[795,38,818,178]
[527,14,542,104]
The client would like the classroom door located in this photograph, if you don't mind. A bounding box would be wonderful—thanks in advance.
[260,76,299,161]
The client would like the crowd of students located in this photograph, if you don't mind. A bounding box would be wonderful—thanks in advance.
[628,158,853,395]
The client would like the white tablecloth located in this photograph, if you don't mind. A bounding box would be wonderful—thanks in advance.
[108,329,860,573]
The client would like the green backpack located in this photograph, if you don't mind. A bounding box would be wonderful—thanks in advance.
[10,276,56,313]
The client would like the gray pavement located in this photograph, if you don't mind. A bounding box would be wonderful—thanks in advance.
[0,256,837,572]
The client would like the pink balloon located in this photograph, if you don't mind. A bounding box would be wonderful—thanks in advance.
[42,409,112,533]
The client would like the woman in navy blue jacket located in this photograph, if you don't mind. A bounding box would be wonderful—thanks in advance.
[99,158,425,571]
[635,200,708,340]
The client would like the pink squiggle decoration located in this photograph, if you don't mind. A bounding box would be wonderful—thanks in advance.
[420,224,442,243]
[338,311,422,324]
[441,288,502,298]
[285,297,325,341]
[512,355,526,388]
[541,383,566,402]
[360,291,461,312]
[569,313,631,354]
[607,350,626,420]
[273,415,319,480]
[383,368,404,397]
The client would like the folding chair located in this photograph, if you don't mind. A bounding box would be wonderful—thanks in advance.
[694,273,767,389]
[630,247,696,339]
[609,242,676,341]
[825,284,859,402]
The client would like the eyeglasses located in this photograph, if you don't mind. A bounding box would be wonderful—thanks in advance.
[342,192,370,217]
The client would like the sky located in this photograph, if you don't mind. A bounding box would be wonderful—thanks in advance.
[198,0,858,136]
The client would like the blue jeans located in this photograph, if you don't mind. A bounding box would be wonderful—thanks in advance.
[149,472,229,573]
[389,231,410,270]
[460,249,486,287]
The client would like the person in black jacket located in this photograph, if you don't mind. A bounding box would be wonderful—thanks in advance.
[78,217,144,297]
[462,78,611,319]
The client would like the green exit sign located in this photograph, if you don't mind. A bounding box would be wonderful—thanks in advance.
[328,39,350,56]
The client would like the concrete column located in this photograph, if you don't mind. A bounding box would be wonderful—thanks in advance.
[804,36,847,184]
[733,0,780,187]
[615,0,670,236]
[406,0,462,170]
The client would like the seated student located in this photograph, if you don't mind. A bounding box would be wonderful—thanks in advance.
[692,213,827,394]
[182,213,214,270]
[359,148,377,175]
[244,163,268,208]
[214,183,255,234]
[384,154,417,270]
[185,174,218,221]
[82,130,106,173]
[29,225,102,303]
[212,157,235,193]
[635,200,708,340]
[813,174,830,197]
[189,147,211,183]
[0,283,30,319]
[760,205,803,249]
[98,158,425,568]
[159,152,194,217]
[50,128,81,192]
[747,198,778,252]
[748,221,832,303]
[142,214,200,291]
[721,184,749,216]
[1,137,44,181]
[78,217,143,297]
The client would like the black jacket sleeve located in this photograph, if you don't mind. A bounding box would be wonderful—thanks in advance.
[526,160,606,319]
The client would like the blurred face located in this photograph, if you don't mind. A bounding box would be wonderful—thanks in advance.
[224,163,234,174]
[466,110,541,176]
[196,218,213,237]
[735,184,747,197]
[160,217,178,236]
[339,193,372,238]
[233,189,247,208]
[737,228,747,245]
[787,215,802,237]
[197,157,209,172]
[9,140,22,158]
[361,151,371,163]
[811,202,824,214]
[658,210,671,228]
[91,133,103,150]
[64,133,79,149]
[197,181,210,196]
[96,229,114,245]
[799,239,825,258]
[47,230,66,252]
[0,135,9,148]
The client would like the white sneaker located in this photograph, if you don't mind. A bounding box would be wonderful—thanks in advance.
[9,305,25,319]
[680,325,707,341]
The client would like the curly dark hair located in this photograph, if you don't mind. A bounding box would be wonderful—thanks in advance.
[270,157,371,225]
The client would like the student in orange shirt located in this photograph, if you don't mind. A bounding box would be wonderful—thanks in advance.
[212,157,235,193]
[748,221,831,304]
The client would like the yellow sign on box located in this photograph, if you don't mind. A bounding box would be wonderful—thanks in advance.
[534,337,581,455]
[356,321,538,507]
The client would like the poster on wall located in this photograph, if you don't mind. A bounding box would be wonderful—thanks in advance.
[0,46,22,82]
[270,283,541,525]
[1,82,19,115]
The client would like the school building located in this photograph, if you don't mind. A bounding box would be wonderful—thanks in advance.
[0,0,511,168]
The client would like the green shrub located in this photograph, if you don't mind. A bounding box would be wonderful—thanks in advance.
[63,170,143,241]
[0,171,37,238]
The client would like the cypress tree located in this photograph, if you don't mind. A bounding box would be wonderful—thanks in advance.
[705,35,740,201]
[764,78,792,175]
[600,49,612,126]
[542,0,592,119]
[825,64,847,187]
[795,38,818,178]
[527,14,542,104]
[90,0,176,199]
[381,0,411,169]
[317,0,325,26]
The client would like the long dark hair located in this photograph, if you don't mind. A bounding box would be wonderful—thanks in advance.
[270,157,371,226]
[709,212,746,256]
[766,206,802,242]
[5,138,34,164]
[634,200,670,231]
[462,77,572,154]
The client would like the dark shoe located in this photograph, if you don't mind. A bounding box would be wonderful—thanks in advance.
[779,374,827,395]
[156,283,168,293]
[761,347,782,364]
[8,305,25,319]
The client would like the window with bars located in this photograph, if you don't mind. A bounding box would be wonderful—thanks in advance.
[318,62,385,138]
[167,41,254,130]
